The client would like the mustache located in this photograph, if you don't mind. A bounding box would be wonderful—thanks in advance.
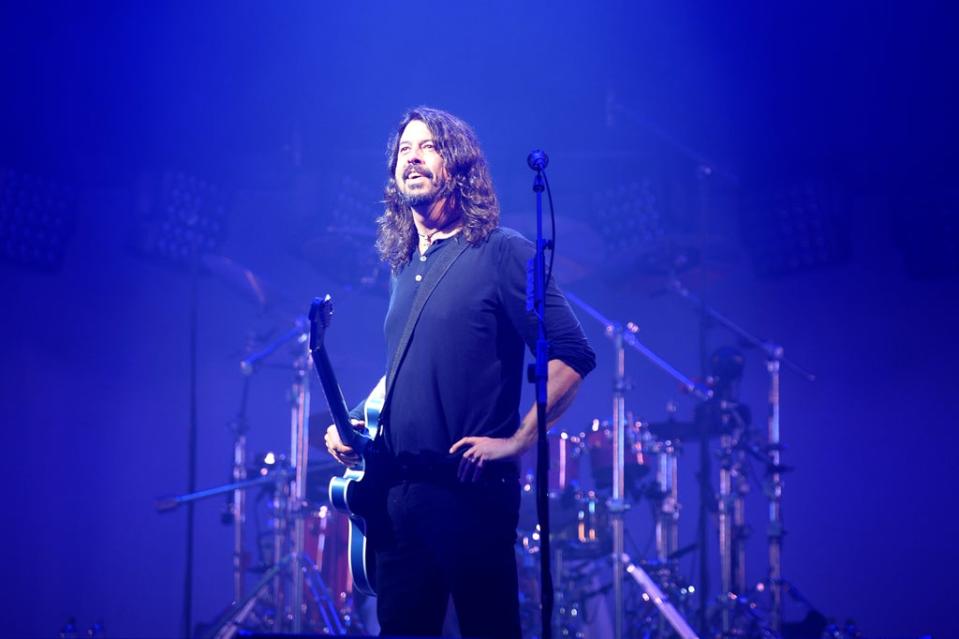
[403,164,434,180]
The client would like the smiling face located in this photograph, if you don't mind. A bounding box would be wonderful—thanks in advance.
[394,119,449,208]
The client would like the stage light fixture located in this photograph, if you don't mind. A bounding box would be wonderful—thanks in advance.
[592,179,665,254]
[134,171,229,265]
[739,178,850,277]
[0,169,76,272]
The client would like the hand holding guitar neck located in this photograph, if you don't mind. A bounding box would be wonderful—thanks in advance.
[325,420,365,467]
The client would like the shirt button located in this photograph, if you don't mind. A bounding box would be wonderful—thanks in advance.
[419,255,427,262]
[415,274,423,282]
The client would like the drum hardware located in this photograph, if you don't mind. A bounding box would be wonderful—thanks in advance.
[716,405,752,633]
[517,363,808,639]
[303,505,355,626]
[667,278,815,634]
[155,456,346,638]
[519,526,610,639]
[621,553,700,639]
[206,332,338,638]
[156,330,350,637]
[230,317,312,608]
[227,377,249,606]
[585,418,650,498]
[565,291,708,639]
[205,552,344,639]
[519,438,695,637]
[651,436,681,566]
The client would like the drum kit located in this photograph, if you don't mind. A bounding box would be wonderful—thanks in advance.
[517,412,750,639]
[510,287,816,639]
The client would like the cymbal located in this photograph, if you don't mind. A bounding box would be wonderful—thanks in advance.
[300,227,387,290]
[202,254,299,313]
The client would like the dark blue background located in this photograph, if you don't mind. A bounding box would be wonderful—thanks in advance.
[2,2,956,637]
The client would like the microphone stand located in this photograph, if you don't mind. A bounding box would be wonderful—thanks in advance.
[527,150,553,639]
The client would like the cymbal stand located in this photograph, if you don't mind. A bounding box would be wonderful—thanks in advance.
[653,435,686,639]
[157,458,345,638]
[717,410,749,634]
[228,376,251,604]
[765,355,784,632]
[654,438,680,567]
[234,317,310,606]
[565,292,709,639]
[611,325,627,639]
[270,466,290,628]
[666,279,814,633]
[199,329,334,638]
[236,469,342,638]
[289,335,311,632]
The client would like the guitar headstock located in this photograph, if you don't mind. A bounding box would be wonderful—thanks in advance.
[308,294,334,352]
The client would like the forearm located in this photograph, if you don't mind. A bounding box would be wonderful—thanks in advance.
[512,359,583,456]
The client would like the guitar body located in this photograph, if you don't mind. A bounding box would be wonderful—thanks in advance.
[327,391,384,596]
[309,295,386,597]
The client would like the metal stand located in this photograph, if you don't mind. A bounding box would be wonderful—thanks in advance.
[765,355,783,633]
[157,325,339,637]
[207,552,345,639]
[289,341,311,633]
[528,151,554,639]
[565,292,708,639]
[229,377,251,604]
[232,317,311,606]
[666,279,814,633]
[621,554,699,639]
[609,325,628,639]
[695,426,712,636]
[717,412,749,634]
[652,435,684,639]
[654,439,681,566]
[157,459,345,638]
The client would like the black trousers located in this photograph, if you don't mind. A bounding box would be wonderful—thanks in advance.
[373,477,522,638]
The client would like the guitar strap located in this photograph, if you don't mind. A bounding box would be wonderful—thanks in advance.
[381,236,469,428]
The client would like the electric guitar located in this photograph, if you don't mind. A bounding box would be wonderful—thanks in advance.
[308,294,383,596]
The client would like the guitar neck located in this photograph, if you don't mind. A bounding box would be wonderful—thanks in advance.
[311,343,363,450]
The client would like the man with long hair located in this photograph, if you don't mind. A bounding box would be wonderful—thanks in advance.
[326,106,595,637]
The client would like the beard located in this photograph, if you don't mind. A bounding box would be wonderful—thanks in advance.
[401,187,440,208]
[398,166,452,208]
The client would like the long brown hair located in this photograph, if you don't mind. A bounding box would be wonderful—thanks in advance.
[377,107,499,271]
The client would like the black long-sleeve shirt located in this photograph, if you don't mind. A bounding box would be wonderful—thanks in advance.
[382,227,595,459]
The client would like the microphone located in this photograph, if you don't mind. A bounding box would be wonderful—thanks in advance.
[527,149,549,172]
